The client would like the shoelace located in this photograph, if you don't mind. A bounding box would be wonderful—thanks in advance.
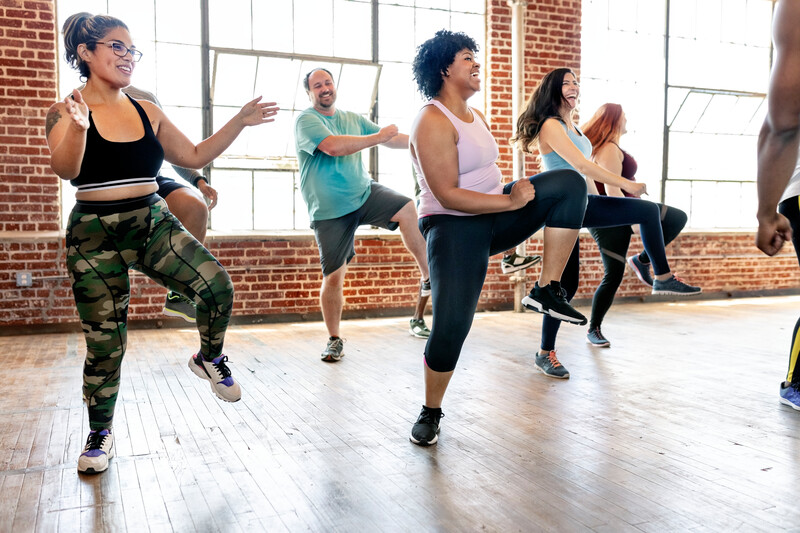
[591,327,606,340]
[419,410,444,425]
[327,338,344,351]
[211,355,232,379]
[547,351,563,368]
[85,430,109,451]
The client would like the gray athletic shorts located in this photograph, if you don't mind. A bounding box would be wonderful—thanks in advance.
[311,181,411,276]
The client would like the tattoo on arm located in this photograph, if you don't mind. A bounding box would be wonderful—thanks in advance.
[45,109,61,138]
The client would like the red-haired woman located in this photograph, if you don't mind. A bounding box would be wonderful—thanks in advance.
[582,103,692,347]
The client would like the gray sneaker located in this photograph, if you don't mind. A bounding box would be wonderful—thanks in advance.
[534,350,570,379]
[321,337,345,362]
[501,252,542,274]
[652,275,702,296]
[409,318,431,338]
[164,291,196,323]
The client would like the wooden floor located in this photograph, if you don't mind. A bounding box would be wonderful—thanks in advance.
[2,295,800,532]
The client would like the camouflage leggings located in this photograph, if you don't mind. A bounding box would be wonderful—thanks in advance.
[66,194,233,430]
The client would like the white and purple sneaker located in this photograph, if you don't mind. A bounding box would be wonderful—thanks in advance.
[189,353,241,402]
[78,428,114,474]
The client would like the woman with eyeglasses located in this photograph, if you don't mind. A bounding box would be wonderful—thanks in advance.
[46,12,278,474]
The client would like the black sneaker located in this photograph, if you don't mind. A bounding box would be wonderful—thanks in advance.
[586,326,610,347]
[410,405,444,446]
[501,252,542,274]
[521,281,587,325]
[321,337,345,362]
[164,291,197,323]
[534,351,570,379]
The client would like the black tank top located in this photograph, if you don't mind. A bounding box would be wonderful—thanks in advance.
[595,142,638,197]
[70,94,165,192]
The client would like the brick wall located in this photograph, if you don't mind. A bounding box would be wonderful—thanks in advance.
[1,0,797,333]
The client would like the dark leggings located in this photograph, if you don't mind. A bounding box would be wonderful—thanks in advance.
[540,195,678,351]
[421,169,587,372]
[587,203,688,329]
[779,196,800,385]
[66,195,233,429]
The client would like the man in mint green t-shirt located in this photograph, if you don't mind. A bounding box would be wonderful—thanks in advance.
[295,68,431,362]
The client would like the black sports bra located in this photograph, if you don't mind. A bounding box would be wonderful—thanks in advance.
[70,94,165,192]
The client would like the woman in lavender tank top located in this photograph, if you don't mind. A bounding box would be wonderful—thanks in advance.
[407,31,589,446]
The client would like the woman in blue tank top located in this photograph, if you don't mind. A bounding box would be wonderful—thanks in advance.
[46,12,278,475]
[512,68,702,379]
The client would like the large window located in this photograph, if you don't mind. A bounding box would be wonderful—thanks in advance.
[57,1,486,231]
[580,0,773,229]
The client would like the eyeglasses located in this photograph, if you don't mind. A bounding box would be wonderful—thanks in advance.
[94,41,143,62]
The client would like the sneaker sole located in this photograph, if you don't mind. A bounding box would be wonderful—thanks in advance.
[780,397,800,411]
[409,427,440,446]
[78,442,115,475]
[189,358,241,402]
[586,338,610,347]
[321,353,344,362]
[409,328,430,338]
[502,256,542,274]
[651,289,703,296]
[163,306,197,323]
[535,364,570,379]
[521,296,587,325]
[627,257,653,287]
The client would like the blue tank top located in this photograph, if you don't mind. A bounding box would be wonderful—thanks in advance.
[70,94,164,192]
[540,120,592,173]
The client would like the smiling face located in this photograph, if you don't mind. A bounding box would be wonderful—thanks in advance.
[306,69,337,114]
[561,72,579,112]
[80,26,136,87]
[445,48,481,96]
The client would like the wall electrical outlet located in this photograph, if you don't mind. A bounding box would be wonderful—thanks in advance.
[16,272,33,287]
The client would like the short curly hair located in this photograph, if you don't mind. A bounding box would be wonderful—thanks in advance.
[412,30,479,100]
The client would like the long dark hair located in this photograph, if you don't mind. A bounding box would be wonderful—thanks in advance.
[512,68,575,153]
[62,12,128,80]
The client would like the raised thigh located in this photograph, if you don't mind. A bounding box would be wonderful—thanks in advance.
[422,214,493,372]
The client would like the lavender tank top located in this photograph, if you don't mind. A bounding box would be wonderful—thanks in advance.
[412,99,504,217]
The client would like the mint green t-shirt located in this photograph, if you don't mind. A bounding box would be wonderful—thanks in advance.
[294,108,380,221]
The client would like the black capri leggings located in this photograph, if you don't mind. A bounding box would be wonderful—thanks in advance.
[420,169,587,373]
[540,196,683,352]
[587,203,687,329]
